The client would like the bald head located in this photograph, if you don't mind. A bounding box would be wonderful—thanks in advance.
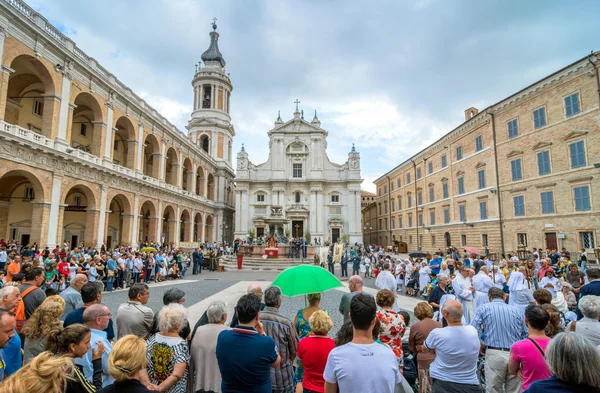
[349,275,364,292]
[519,266,526,274]
[247,283,263,300]
[83,304,109,329]
[71,274,88,291]
[442,300,463,323]
[480,266,489,274]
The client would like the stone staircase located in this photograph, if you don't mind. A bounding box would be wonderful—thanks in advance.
[219,255,315,271]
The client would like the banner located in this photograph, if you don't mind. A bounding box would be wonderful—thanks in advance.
[179,241,200,249]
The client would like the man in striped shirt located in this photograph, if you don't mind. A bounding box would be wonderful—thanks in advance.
[471,287,527,393]
[260,286,299,393]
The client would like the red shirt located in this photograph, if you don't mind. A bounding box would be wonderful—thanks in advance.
[57,262,70,276]
[297,335,335,392]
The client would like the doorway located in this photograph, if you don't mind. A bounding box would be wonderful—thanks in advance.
[292,220,304,238]
[445,232,451,248]
[20,234,30,247]
[70,235,79,250]
[256,227,264,237]
[545,232,557,250]
[332,228,340,243]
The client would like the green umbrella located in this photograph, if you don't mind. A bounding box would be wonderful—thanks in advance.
[272,265,343,297]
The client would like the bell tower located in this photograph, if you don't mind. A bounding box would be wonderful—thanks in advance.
[187,18,234,165]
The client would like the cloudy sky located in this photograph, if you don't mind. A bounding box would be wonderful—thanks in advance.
[29,0,600,192]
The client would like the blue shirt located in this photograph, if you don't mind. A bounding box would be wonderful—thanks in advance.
[429,257,441,275]
[216,326,278,393]
[3,330,21,376]
[74,328,114,387]
[64,307,115,341]
[0,349,5,382]
[470,299,527,349]
[107,259,117,271]
[524,375,599,393]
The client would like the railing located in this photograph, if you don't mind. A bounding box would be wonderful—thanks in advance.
[44,23,66,46]
[6,0,35,22]
[2,121,53,148]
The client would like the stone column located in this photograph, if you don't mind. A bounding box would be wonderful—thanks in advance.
[120,213,134,246]
[91,121,106,158]
[317,190,325,237]
[136,123,144,174]
[217,212,224,244]
[43,95,61,140]
[177,153,184,188]
[30,202,50,247]
[54,72,72,148]
[0,65,14,120]
[156,200,163,243]
[96,186,109,249]
[310,190,317,234]
[159,142,167,183]
[85,208,100,247]
[234,191,242,235]
[126,140,138,170]
[46,174,63,249]
[130,194,140,246]
[190,166,197,195]
[147,216,158,243]
[241,190,248,233]
[103,103,114,161]
[175,206,181,246]
[0,201,9,243]
[204,174,209,198]
[218,175,225,202]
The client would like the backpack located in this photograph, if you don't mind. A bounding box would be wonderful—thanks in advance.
[15,285,38,333]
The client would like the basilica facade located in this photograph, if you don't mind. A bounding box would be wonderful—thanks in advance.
[0,1,235,249]
[234,109,363,244]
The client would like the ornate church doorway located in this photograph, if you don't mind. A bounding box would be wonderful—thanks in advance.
[292,220,304,238]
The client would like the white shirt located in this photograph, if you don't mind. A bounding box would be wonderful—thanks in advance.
[425,325,480,385]
[0,251,7,263]
[324,343,401,393]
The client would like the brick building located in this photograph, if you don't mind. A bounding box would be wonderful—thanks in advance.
[373,52,600,257]
[360,190,377,244]
[0,1,235,249]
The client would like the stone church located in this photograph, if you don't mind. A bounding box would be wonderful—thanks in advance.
[234,107,363,244]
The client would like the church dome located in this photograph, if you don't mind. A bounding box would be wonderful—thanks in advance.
[201,21,226,67]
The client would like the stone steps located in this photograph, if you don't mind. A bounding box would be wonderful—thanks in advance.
[219,255,315,271]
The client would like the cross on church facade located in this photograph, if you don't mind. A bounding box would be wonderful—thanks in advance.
[295,223,300,237]
[294,99,301,111]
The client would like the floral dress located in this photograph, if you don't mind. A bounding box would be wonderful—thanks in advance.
[376,309,406,372]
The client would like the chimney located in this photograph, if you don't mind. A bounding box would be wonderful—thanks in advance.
[464,107,479,121]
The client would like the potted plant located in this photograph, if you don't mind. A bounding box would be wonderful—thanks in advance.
[341,234,349,245]
[248,230,255,244]
[285,228,291,237]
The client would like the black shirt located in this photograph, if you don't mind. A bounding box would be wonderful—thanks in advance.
[427,286,447,312]
[97,379,153,393]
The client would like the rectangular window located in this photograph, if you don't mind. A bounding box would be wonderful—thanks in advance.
[458,177,465,194]
[378,188,381,196]
[428,161,433,174]
[80,123,87,137]
[461,234,467,247]
[418,213,423,227]
[429,187,434,202]
[408,215,413,228]
[441,154,447,168]
[383,185,387,194]
[379,204,382,215]
[565,92,581,117]
[407,195,412,208]
[409,235,413,244]
[417,167,422,179]
[384,218,388,230]
[407,173,411,184]
[384,202,388,214]
[398,198,402,210]
[574,185,591,211]
[456,146,463,160]
[580,232,595,249]
[390,183,394,191]
[482,234,489,247]
[475,135,483,152]
[391,199,395,212]
[391,218,395,229]
[541,191,555,214]
[480,201,488,220]
[432,235,436,246]
[518,233,528,247]
[33,100,44,116]
[397,178,401,188]
[430,210,435,225]
[257,194,265,202]
[569,140,586,168]
[417,191,423,205]
[459,205,466,221]
[508,119,518,139]
[537,150,551,176]
[74,195,82,207]
[513,195,525,216]
[533,107,546,129]
[399,216,403,228]
[331,194,339,203]
[444,209,450,224]
[478,169,486,189]
[511,158,522,181]
[293,163,302,178]
[442,183,449,199]
[379,219,382,230]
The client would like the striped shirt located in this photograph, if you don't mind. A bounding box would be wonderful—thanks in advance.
[260,306,299,391]
[470,299,527,349]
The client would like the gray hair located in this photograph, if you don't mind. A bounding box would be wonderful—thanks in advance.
[206,300,227,323]
[578,295,600,319]
[264,286,282,307]
[247,283,262,298]
[437,273,449,281]
[0,286,19,298]
[157,303,187,333]
[546,332,600,387]
[163,288,185,305]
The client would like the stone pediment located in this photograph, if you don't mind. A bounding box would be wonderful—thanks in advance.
[475,161,486,169]
[506,150,523,158]
[285,204,309,213]
[270,117,324,134]
[532,141,552,151]
[563,130,589,142]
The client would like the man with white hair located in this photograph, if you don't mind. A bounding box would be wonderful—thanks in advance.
[452,265,475,323]
[376,263,399,311]
[190,300,230,393]
[568,295,600,346]
[60,273,87,319]
[473,266,494,312]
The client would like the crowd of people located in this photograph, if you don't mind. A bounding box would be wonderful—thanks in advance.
[0,239,599,393]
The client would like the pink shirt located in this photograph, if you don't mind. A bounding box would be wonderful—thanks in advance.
[510,337,552,391]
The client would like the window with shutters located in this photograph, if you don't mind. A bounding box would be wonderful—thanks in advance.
[456,146,463,160]
[574,186,591,211]
[458,177,465,195]
[569,141,586,169]
[428,161,433,174]
[442,183,449,199]
[461,234,467,247]
[475,135,483,152]
[441,154,447,168]
[537,151,551,176]
[564,93,580,117]
[513,196,525,217]
[482,234,488,247]
[478,169,486,189]
[417,167,422,179]
[541,191,555,214]
[444,209,450,224]
[480,201,487,220]
[429,187,435,202]
[430,210,435,225]
[508,119,518,139]
[511,158,522,181]
[533,107,546,129]
[459,205,466,221]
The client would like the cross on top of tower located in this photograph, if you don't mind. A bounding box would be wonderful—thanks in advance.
[212,17,217,30]
[294,99,301,111]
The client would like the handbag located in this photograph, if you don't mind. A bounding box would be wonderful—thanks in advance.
[107,269,115,277]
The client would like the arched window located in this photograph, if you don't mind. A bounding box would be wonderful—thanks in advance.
[295,192,301,203]
[202,137,210,153]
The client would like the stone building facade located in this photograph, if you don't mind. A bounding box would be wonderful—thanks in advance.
[361,190,377,245]
[374,53,600,256]
[234,109,363,244]
[0,1,235,249]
